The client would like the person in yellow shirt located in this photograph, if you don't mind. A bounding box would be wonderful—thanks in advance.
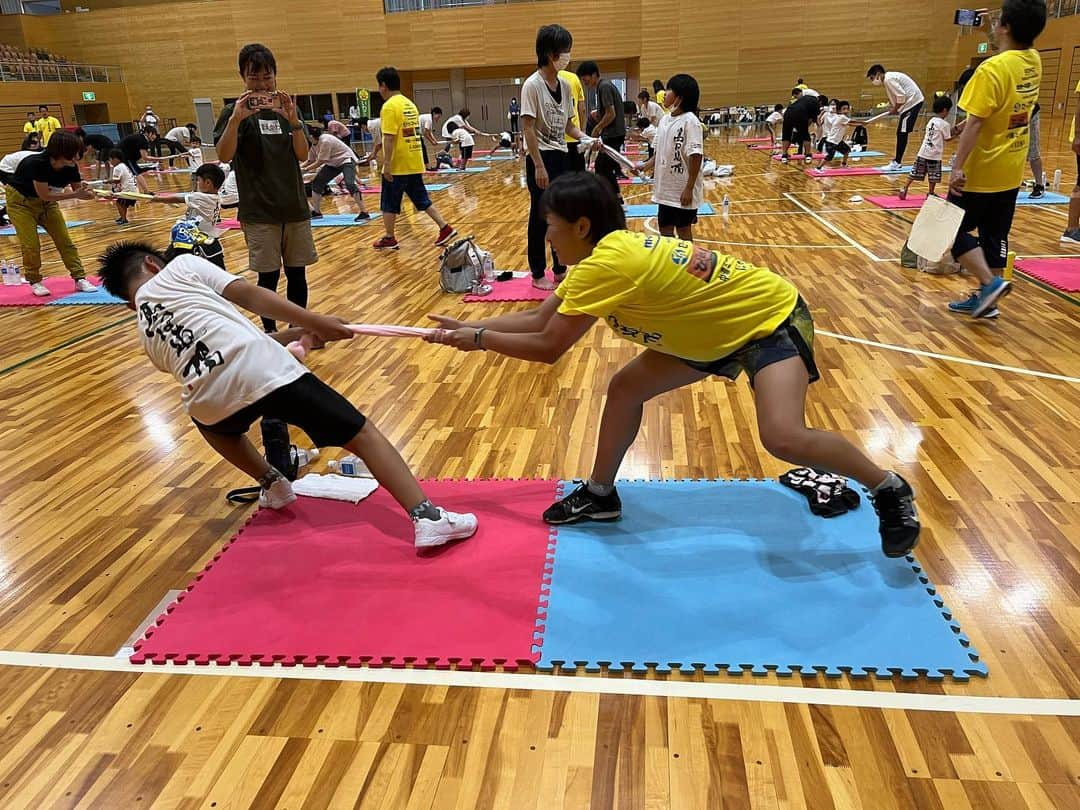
[34,105,62,145]
[425,172,920,559]
[372,66,456,252]
[945,0,1045,319]
[653,80,667,109]
[23,112,36,137]
[1063,78,1080,243]
[561,67,587,171]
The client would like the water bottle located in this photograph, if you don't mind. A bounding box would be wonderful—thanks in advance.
[0,260,9,286]
[294,447,319,467]
[1053,169,1062,191]
[335,454,371,477]
[1041,171,1048,187]
[722,195,730,216]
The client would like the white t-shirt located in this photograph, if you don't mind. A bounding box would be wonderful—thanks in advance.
[801,88,819,98]
[135,255,306,425]
[822,112,851,145]
[0,150,36,174]
[219,168,238,206]
[500,131,512,143]
[188,147,204,169]
[917,117,952,161]
[419,113,435,137]
[639,100,664,123]
[450,128,475,148]
[441,114,467,139]
[641,124,657,147]
[312,134,356,166]
[166,126,191,145]
[183,191,223,239]
[766,110,784,126]
[884,71,925,113]
[651,112,705,210]
[367,119,382,146]
[520,70,574,153]
[111,162,138,193]
[143,112,159,128]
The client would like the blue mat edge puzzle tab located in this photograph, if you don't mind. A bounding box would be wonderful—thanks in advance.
[533,478,988,681]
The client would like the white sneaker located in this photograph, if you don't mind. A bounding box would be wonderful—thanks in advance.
[31,282,50,297]
[414,508,478,549]
[886,161,903,171]
[258,477,297,509]
[75,279,97,293]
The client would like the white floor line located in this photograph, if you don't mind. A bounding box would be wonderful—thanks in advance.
[782,193,884,261]
[0,650,1076,717]
[818,330,1080,384]
[1033,204,1068,218]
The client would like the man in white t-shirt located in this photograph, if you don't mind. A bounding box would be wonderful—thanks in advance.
[418,107,442,169]
[96,241,479,549]
[899,96,953,199]
[867,64,925,169]
[157,123,195,168]
[441,110,482,141]
[301,128,370,222]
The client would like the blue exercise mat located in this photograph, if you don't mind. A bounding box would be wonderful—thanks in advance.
[624,202,715,218]
[48,288,127,306]
[879,164,953,175]
[474,155,515,161]
[1016,191,1070,205]
[428,167,490,174]
[536,479,986,680]
[425,183,452,191]
[309,213,383,228]
[0,220,93,236]
[846,150,886,157]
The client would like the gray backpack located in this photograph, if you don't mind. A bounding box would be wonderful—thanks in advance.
[439,236,494,294]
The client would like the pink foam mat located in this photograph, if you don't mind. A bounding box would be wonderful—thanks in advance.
[463,274,552,302]
[736,137,773,143]
[131,479,558,669]
[772,152,826,161]
[1015,257,1080,293]
[804,166,881,177]
[0,275,105,307]
[865,194,923,209]
[218,218,241,230]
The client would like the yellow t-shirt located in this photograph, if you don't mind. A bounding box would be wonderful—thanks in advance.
[957,48,1041,193]
[656,89,667,109]
[1070,79,1080,142]
[557,231,799,362]
[379,94,424,176]
[23,121,36,135]
[560,69,585,144]
[35,115,62,145]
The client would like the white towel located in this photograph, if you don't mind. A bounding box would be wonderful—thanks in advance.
[292,473,379,504]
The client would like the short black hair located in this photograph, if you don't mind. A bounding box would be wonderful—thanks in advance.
[45,130,81,160]
[97,241,166,301]
[542,171,625,244]
[73,126,86,139]
[144,126,158,137]
[1000,0,1047,46]
[818,95,830,109]
[791,87,803,97]
[194,163,226,188]
[38,104,48,111]
[576,60,600,79]
[534,24,572,68]
[867,64,885,78]
[635,117,650,129]
[357,116,369,128]
[108,148,124,160]
[376,66,401,90]
[238,43,276,76]
[458,108,470,118]
[190,135,202,145]
[26,111,34,118]
[773,103,784,111]
[652,80,664,93]
[836,99,851,109]
[932,95,954,114]
[637,89,650,101]
[797,77,804,83]
[666,74,700,115]
[20,134,40,150]
[446,121,459,133]
[186,122,197,130]
[431,106,442,115]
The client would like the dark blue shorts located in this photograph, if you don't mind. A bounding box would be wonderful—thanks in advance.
[380,173,432,215]
[681,298,818,386]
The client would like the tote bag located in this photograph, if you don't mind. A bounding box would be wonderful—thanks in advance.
[907,194,965,262]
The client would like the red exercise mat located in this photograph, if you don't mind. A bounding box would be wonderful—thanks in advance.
[0,275,104,307]
[864,194,924,209]
[218,218,241,230]
[463,274,552,302]
[131,479,558,669]
[1015,257,1080,293]
[736,137,773,143]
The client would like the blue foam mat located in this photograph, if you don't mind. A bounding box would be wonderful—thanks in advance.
[624,202,716,218]
[474,155,516,161]
[1016,191,1070,205]
[879,164,953,175]
[0,220,93,236]
[536,479,986,680]
[429,167,490,174]
[309,213,383,228]
[47,288,127,306]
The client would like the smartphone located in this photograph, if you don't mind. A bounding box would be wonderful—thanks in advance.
[246,94,280,110]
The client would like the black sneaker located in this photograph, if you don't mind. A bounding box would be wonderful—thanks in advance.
[310,209,323,219]
[354,212,371,222]
[869,474,920,558]
[1029,185,1045,199]
[542,481,622,525]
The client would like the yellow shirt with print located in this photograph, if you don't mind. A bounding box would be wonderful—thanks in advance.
[957,48,1041,193]
[556,231,799,362]
[1071,78,1080,142]
[380,94,424,176]
[35,115,62,145]
[560,69,585,144]
[23,121,36,135]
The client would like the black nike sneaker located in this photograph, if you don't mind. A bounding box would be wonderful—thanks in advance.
[543,481,622,525]
[869,474,920,558]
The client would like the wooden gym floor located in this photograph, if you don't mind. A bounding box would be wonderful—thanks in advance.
[0,121,1078,808]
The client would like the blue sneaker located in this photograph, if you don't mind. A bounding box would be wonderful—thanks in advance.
[971,276,1010,317]
[948,292,1001,318]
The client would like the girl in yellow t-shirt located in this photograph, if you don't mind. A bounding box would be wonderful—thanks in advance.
[425,172,920,559]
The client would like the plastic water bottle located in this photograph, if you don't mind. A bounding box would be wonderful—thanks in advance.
[335,454,370,477]
[294,447,319,468]
[722,195,730,216]
[1053,169,1062,191]
[0,260,9,286]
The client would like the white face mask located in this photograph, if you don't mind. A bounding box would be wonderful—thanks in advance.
[553,53,571,71]
[871,77,883,87]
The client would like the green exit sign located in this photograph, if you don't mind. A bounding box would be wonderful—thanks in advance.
[81,91,96,101]
[977,42,988,54]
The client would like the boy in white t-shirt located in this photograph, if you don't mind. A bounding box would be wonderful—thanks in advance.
[144,163,230,269]
[635,74,704,241]
[108,148,139,225]
[489,131,520,157]
[899,96,953,199]
[96,241,478,550]
[814,100,855,171]
[446,122,476,169]
[765,104,785,146]
[626,116,658,161]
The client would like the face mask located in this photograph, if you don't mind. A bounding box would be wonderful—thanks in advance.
[872,77,883,86]
[554,53,571,71]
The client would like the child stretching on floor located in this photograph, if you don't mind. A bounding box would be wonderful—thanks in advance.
[446,121,475,170]
[898,96,953,200]
[97,241,478,550]
[814,100,855,171]
[142,163,230,269]
[765,104,784,147]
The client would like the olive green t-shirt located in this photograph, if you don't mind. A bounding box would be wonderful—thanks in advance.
[213,105,309,224]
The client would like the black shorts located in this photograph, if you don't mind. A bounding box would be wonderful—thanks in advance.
[194,373,367,448]
[566,142,586,172]
[380,173,432,215]
[125,159,151,176]
[948,188,1018,269]
[461,144,474,161]
[897,103,923,135]
[782,114,811,144]
[657,203,699,228]
[422,140,429,165]
[824,141,851,161]
[117,198,136,209]
[165,240,226,270]
[682,298,819,386]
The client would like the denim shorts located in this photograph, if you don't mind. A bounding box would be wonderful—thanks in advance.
[681,298,819,386]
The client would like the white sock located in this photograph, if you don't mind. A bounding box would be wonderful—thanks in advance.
[586,480,614,496]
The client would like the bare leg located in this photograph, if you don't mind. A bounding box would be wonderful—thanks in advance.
[382,211,397,238]
[658,225,675,237]
[135,173,150,194]
[1030,156,1044,188]
[1069,184,1080,231]
[343,421,427,512]
[589,351,709,485]
[197,426,271,481]
[423,204,448,229]
[752,356,886,488]
[676,224,693,241]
